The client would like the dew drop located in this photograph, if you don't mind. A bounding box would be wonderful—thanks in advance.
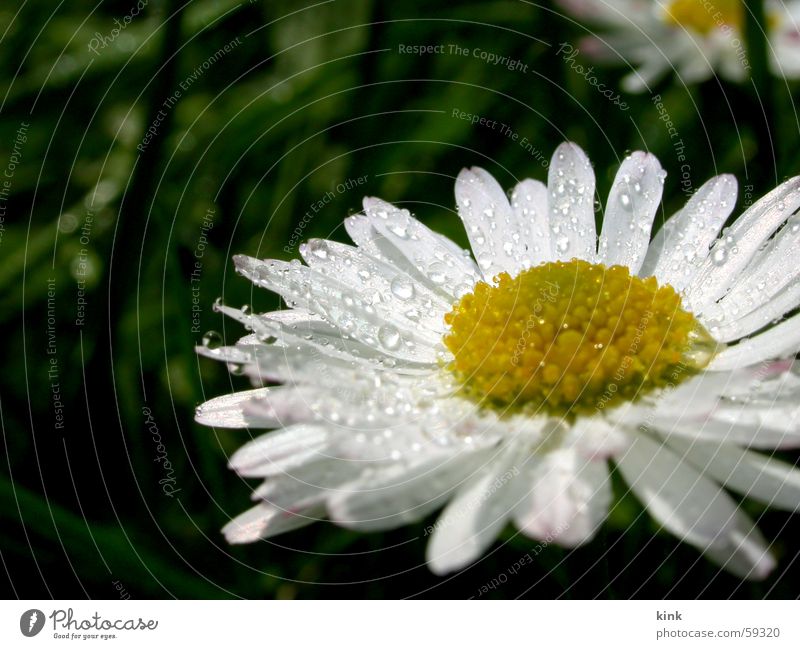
[427,261,447,284]
[202,331,222,349]
[390,276,415,300]
[308,240,328,259]
[378,325,401,350]
[389,222,408,239]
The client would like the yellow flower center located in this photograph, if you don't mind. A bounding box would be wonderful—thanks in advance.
[443,260,717,418]
[664,0,743,34]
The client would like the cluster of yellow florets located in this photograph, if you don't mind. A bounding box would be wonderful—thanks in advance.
[443,259,712,417]
[664,0,742,34]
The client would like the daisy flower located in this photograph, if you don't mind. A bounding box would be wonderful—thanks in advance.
[197,141,800,578]
[557,0,800,92]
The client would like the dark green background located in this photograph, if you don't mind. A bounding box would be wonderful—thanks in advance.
[2,0,799,598]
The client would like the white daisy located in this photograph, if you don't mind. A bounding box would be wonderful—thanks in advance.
[557,0,800,92]
[196,141,800,579]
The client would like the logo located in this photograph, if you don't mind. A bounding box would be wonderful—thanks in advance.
[20,609,45,637]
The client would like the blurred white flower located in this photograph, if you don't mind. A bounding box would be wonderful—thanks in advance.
[558,0,800,91]
[197,141,800,578]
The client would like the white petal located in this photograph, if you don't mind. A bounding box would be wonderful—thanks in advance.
[426,450,524,575]
[639,364,800,437]
[686,176,800,314]
[547,142,597,261]
[714,400,800,434]
[717,360,800,404]
[567,417,631,459]
[644,371,733,423]
[710,280,800,342]
[328,452,484,532]
[616,433,775,578]
[621,57,670,93]
[195,388,275,428]
[666,437,800,511]
[229,425,329,477]
[361,197,481,298]
[344,213,384,259]
[299,238,450,336]
[253,456,360,508]
[510,178,552,267]
[198,336,364,386]
[709,311,800,371]
[660,417,800,450]
[233,255,439,363]
[640,175,736,290]
[703,212,800,340]
[238,307,435,373]
[598,151,664,273]
[677,45,716,84]
[513,449,611,546]
[195,340,256,367]
[702,526,776,580]
[455,167,520,279]
[222,503,324,543]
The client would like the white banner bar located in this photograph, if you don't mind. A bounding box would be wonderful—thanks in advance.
[1,600,796,647]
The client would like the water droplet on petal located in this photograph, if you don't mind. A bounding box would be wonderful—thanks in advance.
[378,325,401,350]
[202,331,223,349]
[308,240,329,259]
[427,261,447,284]
[390,276,415,300]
